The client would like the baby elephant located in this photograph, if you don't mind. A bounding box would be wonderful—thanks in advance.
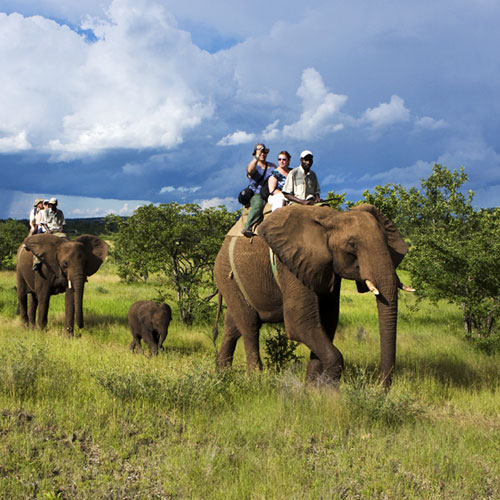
[128,300,172,356]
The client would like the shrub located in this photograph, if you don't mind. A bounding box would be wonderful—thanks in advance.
[264,326,303,373]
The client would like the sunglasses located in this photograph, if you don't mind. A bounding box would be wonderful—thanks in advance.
[278,157,288,161]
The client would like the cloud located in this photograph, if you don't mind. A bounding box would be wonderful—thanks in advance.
[197,196,239,212]
[359,160,432,186]
[414,116,447,131]
[282,68,347,140]
[0,1,224,159]
[0,131,32,152]
[261,120,280,142]
[217,129,256,146]
[159,185,201,194]
[361,95,410,129]
[3,189,150,219]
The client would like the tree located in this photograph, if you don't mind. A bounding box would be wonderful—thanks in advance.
[360,164,500,338]
[107,203,235,326]
[0,219,28,269]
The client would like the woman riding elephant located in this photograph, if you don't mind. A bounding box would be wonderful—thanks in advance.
[17,234,108,334]
[214,204,412,388]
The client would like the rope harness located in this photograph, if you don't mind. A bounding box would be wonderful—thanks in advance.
[228,236,280,307]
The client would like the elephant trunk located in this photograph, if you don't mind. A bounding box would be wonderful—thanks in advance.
[74,279,85,329]
[375,275,399,389]
[66,274,86,331]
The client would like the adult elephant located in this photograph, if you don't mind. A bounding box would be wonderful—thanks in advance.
[214,204,412,388]
[16,234,109,334]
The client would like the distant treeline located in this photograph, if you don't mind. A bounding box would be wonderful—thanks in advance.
[5,217,110,237]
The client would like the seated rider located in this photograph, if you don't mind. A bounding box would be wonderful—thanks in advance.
[241,143,276,238]
[39,198,66,235]
[282,150,322,205]
[267,151,292,211]
[29,198,44,235]
[33,198,66,270]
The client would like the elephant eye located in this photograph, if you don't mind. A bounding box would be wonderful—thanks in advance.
[62,260,69,268]
[346,239,357,254]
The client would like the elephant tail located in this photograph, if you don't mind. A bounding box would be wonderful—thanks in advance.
[212,291,223,343]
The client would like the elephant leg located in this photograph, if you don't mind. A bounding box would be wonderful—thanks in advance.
[307,285,342,382]
[218,310,242,368]
[219,308,263,371]
[129,337,143,354]
[16,275,30,327]
[28,293,38,327]
[282,281,343,384]
[141,328,158,356]
[36,293,51,330]
[157,331,167,350]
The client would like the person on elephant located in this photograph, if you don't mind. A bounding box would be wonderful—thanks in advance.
[267,150,292,211]
[29,198,44,235]
[282,150,322,205]
[241,143,276,238]
[36,200,50,233]
[40,198,66,236]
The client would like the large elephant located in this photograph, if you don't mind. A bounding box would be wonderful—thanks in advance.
[214,204,411,388]
[16,234,109,334]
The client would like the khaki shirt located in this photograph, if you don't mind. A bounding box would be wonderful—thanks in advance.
[41,208,65,232]
[282,166,320,201]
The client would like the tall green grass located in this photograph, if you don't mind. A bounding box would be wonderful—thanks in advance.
[0,268,499,499]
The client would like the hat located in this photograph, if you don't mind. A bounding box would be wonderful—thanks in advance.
[300,150,313,159]
[44,200,49,204]
[33,198,44,207]
[253,143,270,155]
[49,197,58,205]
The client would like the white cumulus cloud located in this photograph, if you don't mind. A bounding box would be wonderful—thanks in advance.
[361,95,410,129]
[159,185,201,194]
[0,131,32,152]
[217,129,256,146]
[282,68,347,140]
[415,116,447,131]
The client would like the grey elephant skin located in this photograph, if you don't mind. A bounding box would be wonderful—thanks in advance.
[16,234,109,334]
[128,300,172,356]
[214,204,408,388]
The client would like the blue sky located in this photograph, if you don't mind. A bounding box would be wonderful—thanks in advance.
[1,0,499,219]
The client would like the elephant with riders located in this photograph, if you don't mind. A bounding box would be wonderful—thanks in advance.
[16,233,108,334]
[214,204,413,388]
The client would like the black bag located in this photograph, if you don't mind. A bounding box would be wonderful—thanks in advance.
[260,182,270,201]
[239,163,270,207]
[238,187,254,207]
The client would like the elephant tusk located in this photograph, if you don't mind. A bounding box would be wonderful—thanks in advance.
[399,282,416,292]
[68,280,72,289]
[365,279,380,295]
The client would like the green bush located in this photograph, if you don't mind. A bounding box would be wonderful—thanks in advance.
[0,219,27,269]
[264,326,303,373]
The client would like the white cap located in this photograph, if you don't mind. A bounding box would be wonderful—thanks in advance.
[49,197,58,205]
[300,150,313,159]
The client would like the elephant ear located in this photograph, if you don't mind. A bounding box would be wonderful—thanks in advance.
[75,235,109,276]
[24,234,65,274]
[257,205,334,292]
[350,204,408,268]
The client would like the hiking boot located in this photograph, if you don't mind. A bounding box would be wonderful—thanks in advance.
[241,229,256,238]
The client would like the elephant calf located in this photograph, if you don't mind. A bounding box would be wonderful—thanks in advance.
[128,301,172,356]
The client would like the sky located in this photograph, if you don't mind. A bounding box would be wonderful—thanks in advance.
[1,0,500,219]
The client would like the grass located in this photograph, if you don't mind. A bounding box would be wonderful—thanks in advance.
[0,267,499,499]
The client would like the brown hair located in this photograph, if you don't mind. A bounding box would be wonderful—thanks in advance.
[278,150,291,161]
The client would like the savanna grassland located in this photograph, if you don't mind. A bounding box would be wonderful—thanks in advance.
[0,260,499,500]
